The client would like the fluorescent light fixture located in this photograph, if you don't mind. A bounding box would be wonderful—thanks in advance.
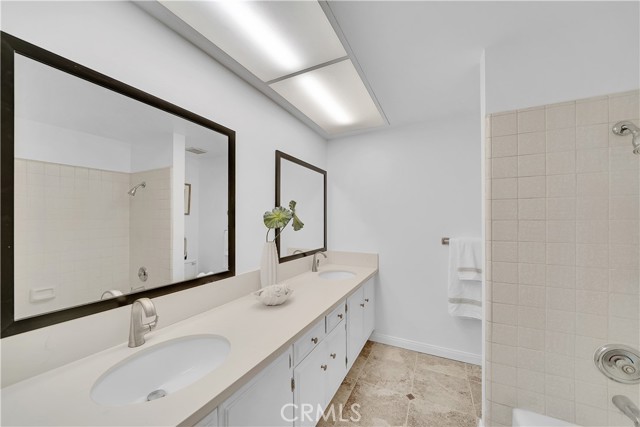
[215,1,301,72]
[271,60,385,135]
[159,1,347,82]
[297,74,352,126]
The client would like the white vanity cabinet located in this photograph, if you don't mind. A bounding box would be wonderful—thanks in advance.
[347,279,375,370]
[293,323,347,427]
[217,348,294,427]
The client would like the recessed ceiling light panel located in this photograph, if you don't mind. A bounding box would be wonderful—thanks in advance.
[159,0,347,82]
[270,60,385,135]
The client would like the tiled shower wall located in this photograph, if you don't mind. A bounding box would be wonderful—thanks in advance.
[14,160,130,318]
[485,90,640,426]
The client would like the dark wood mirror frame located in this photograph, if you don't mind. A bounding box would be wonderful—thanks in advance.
[1,32,236,338]
[275,150,327,263]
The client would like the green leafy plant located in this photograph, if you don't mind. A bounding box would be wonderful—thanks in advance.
[263,200,304,242]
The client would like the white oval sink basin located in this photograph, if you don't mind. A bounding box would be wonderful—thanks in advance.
[318,270,356,280]
[91,335,229,406]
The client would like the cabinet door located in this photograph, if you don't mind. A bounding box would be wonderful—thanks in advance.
[325,322,347,403]
[219,348,293,427]
[294,341,328,427]
[363,279,375,339]
[346,287,364,370]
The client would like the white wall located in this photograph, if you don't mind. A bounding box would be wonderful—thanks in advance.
[199,154,228,274]
[485,1,639,114]
[328,115,483,362]
[1,0,327,384]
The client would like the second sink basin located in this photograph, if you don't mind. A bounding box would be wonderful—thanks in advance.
[91,335,230,406]
[318,270,356,280]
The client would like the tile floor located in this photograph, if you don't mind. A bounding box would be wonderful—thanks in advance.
[319,341,481,427]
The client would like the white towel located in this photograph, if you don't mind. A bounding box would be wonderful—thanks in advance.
[448,237,482,320]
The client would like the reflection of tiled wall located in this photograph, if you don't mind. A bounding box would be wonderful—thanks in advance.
[129,168,172,290]
[485,90,640,426]
[14,159,130,318]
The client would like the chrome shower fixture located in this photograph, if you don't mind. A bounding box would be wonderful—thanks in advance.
[612,121,640,155]
[127,181,146,196]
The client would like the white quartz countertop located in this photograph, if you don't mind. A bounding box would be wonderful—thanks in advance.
[1,264,377,426]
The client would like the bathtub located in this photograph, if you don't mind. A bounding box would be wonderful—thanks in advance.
[512,409,580,427]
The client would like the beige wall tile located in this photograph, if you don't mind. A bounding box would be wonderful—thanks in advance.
[518,154,546,177]
[546,265,575,289]
[493,363,517,386]
[546,242,576,266]
[493,282,519,304]
[577,173,608,197]
[493,156,518,178]
[493,242,518,263]
[493,112,518,137]
[492,199,518,220]
[609,269,639,294]
[519,176,546,198]
[519,263,546,286]
[574,358,607,385]
[575,382,608,409]
[546,151,576,175]
[517,368,546,394]
[545,352,574,379]
[546,103,576,130]
[576,148,609,173]
[517,389,546,414]
[547,287,576,312]
[518,242,546,264]
[576,313,608,339]
[608,316,640,346]
[609,91,640,122]
[493,323,518,346]
[547,197,575,220]
[546,397,575,423]
[519,284,546,308]
[576,97,608,126]
[518,347,546,372]
[518,326,545,350]
[492,343,517,367]
[547,309,576,334]
[547,128,576,152]
[547,220,576,243]
[519,198,546,220]
[493,177,518,199]
[609,293,639,320]
[545,374,575,399]
[576,290,608,316]
[492,134,518,157]
[547,174,576,197]
[575,403,608,427]
[610,244,639,269]
[518,306,546,330]
[610,169,639,197]
[519,132,546,155]
[576,243,609,268]
[576,124,609,149]
[576,220,609,244]
[545,331,575,357]
[493,220,518,241]
[492,383,518,407]
[609,145,640,171]
[576,267,608,292]
[519,221,546,242]
[518,108,546,133]
[576,197,608,220]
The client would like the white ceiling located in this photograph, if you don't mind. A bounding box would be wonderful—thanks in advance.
[141,1,640,138]
[327,1,640,125]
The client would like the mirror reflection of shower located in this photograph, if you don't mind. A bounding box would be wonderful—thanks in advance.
[127,181,146,196]
[612,121,640,155]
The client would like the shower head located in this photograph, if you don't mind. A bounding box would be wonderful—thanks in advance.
[612,121,640,155]
[127,182,146,196]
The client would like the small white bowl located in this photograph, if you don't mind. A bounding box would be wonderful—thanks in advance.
[254,284,293,306]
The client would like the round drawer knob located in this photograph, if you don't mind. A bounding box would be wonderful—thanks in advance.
[311,337,318,344]
[330,353,337,359]
[321,364,327,371]
[338,314,343,319]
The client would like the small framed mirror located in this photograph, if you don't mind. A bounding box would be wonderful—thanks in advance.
[275,151,326,262]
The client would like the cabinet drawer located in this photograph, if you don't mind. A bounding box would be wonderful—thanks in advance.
[325,301,346,333]
[294,319,325,366]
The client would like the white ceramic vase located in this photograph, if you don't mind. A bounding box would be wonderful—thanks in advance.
[260,241,278,288]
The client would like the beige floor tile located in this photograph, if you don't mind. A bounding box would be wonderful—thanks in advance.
[339,382,410,427]
[347,353,370,381]
[415,353,468,380]
[465,363,482,382]
[412,370,476,415]
[407,403,477,427]
[469,379,482,418]
[358,357,414,394]
[369,343,417,366]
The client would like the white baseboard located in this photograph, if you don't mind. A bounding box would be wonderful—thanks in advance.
[369,332,482,365]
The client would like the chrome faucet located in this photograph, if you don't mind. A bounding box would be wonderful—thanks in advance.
[613,395,640,427]
[128,298,158,348]
[311,251,327,272]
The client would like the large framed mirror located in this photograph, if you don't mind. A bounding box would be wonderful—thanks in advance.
[275,151,326,262]
[1,32,236,337]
